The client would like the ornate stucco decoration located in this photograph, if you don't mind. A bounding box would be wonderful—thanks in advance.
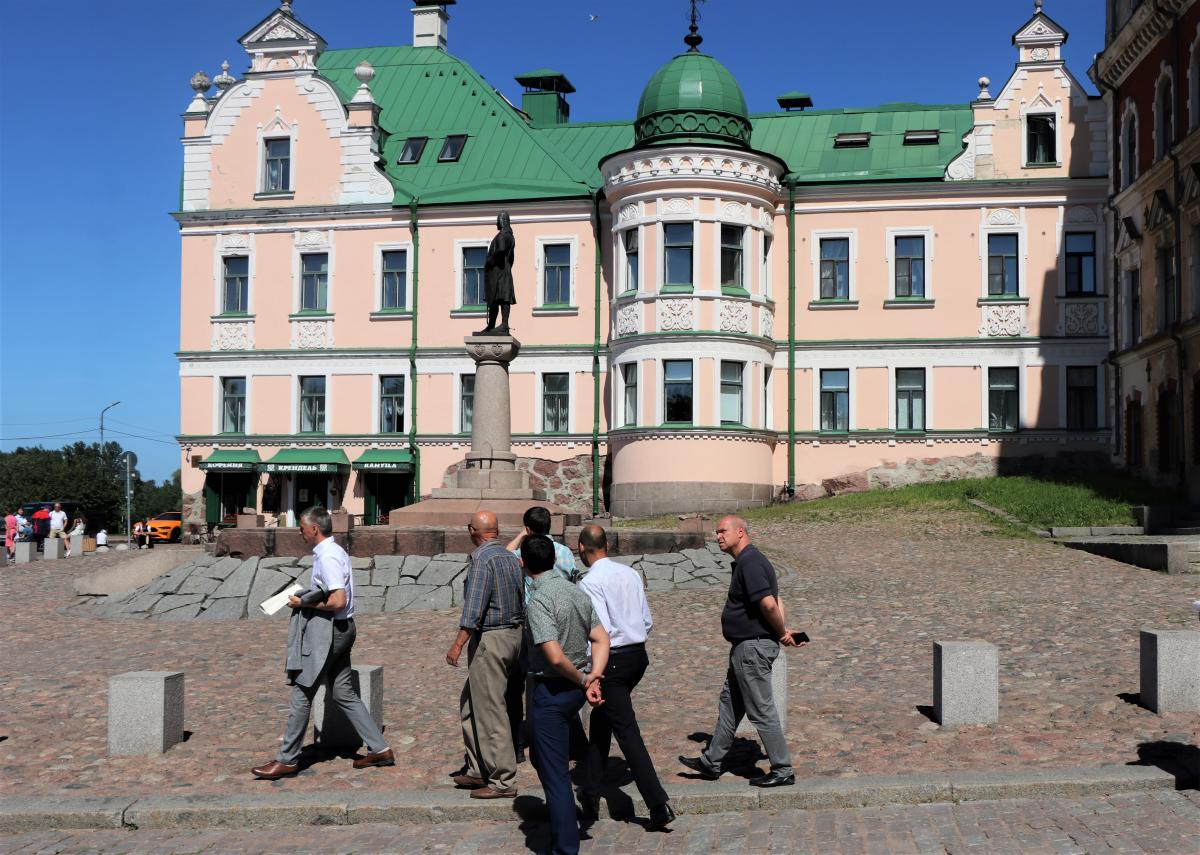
[1058,301,1107,337]
[718,301,751,333]
[601,147,784,197]
[759,306,774,339]
[615,303,640,337]
[987,208,1020,226]
[980,304,1028,337]
[291,319,333,349]
[212,319,254,351]
[658,299,694,332]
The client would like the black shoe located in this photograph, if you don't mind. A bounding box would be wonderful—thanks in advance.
[749,770,795,788]
[678,755,720,780]
[649,802,676,830]
[516,748,527,764]
[578,792,600,822]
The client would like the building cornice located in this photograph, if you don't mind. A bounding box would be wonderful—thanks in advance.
[1092,0,1189,89]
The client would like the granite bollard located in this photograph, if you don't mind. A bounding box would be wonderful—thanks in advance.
[43,538,64,560]
[313,665,383,749]
[69,533,85,556]
[14,542,37,564]
[1140,630,1200,713]
[107,671,185,756]
[738,648,787,734]
[933,641,998,727]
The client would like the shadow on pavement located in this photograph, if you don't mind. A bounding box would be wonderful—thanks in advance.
[684,731,766,779]
[1117,692,1142,707]
[915,704,938,723]
[1129,740,1200,789]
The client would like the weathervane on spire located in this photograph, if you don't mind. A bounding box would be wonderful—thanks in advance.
[685,0,705,51]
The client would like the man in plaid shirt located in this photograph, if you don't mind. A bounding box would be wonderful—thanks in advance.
[445,509,525,798]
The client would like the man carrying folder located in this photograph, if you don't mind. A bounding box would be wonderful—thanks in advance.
[252,506,393,779]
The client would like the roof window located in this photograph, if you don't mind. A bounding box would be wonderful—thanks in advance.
[903,130,940,146]
[833,132,871,149]
[396,137,428,164]
[438,134,468,162]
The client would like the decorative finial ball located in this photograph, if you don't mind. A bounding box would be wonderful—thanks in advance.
[978,76,990,89]
[214,60,236,92]
[190,70,212,94]
[354,61,375,86]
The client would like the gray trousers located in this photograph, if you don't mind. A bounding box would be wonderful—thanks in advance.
[703,638,793,775]
[277,619,388,765]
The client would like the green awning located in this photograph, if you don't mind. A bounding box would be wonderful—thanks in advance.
[352,449,415,473]
[261,448,350,474]
[198,449,261,472]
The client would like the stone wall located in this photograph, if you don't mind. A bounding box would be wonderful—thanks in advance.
[182,489,204,527]
[443,453,604,514]
[789,451,1113,502]
[609,481,774,519]
[72,541,738,621]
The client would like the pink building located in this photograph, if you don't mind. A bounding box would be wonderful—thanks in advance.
[176,1,1110,526]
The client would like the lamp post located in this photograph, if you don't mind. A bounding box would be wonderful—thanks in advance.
[99,401,120,448]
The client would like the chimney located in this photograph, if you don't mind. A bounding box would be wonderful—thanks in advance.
[514,69,576,127]
[413,0,454,50]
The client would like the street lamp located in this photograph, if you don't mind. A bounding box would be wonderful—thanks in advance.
[99,401,120,447]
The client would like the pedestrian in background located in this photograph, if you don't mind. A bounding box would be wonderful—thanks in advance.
[4,508,16,559]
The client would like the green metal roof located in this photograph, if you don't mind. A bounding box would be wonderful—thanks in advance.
[634,52,750,147]
[317,47,592,205]
[352,449,415,471]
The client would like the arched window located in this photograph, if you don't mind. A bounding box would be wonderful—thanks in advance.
[1156,73,1174,158]
[1121,107,1138,189]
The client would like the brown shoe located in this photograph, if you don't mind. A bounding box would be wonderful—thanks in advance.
[251,760,299,780]
[470,786,517,799]
[353,748,395,769]
[452,773,486,789]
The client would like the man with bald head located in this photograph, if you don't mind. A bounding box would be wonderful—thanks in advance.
[446,509,525,798]
[679,515,802,788]
[576,524,674,830]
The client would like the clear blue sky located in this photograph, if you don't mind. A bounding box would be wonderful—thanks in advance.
[0,0,1103,482]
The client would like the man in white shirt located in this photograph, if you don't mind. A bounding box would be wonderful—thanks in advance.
[252,506,393,780]
[575,524,674,831]
[48,504,68,542]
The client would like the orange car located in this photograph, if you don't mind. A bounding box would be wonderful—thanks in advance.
[148,512,183,543]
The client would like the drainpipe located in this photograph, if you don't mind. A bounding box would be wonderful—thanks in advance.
[1168,6,1188,489]
[1095,72,1122,460]
[408,196,421,504]
[786,178,797,496]
[590,191,603,518]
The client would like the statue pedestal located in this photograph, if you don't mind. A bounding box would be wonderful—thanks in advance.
[388,334,581,529]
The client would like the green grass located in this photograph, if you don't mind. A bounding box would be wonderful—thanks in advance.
[616,472,1176,532]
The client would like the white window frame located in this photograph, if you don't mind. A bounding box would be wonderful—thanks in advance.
[1152,62,1176,160]
[763,364,774,430]
[293,373,331,435]
[617,360,639,428]
[811,229,857,302]
[714,221,749,292]
[813,366,855,432]
[885,227,935,301]
[1058,226,1103,297]
[291,230,334,315]
[658,357,695,425]
[761,230,774,300]
[1059,364,1104,430]
[1021,102,1062,168]
[617,225,643,295]
[1120,99,1140,190]
[981,365,1023,432]
[715,359,747,426]
[980,217,1027,299]
[373,241,414,312]
[212,236,256,316]
[255,113,299,195]
[534,235,579,307]
[213,375,252,435]
[453,239,490,310]
[887,365,934,431]
[534,369,575,434]
[454,371,476,435]
[373,372,407,435]
[659,220,699,290]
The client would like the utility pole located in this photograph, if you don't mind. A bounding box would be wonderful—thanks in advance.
[100,401,120,448]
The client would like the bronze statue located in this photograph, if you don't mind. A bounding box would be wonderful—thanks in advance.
[478,211,515,335]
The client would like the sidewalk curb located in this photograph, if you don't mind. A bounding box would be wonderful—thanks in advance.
[0,765,1174,833]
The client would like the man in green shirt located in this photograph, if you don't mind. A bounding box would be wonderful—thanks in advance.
[522,534,610,855]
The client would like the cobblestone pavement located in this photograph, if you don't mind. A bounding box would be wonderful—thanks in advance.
[3,791,1200,853]
[2,511,1199,798]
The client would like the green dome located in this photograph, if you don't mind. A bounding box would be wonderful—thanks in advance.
[635,52,751,148]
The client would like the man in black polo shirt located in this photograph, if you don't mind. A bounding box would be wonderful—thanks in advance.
[679,515,802,787]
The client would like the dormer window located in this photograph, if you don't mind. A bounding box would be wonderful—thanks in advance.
[264,138,291,192]
[397,137,428,164]
[903,130,939,146]
[438,134,468,162]
[1026,115,1056,165]
[833,132,870,149]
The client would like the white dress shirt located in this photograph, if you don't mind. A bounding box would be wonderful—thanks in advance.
[312,536,354,620]
[577,556,652,648]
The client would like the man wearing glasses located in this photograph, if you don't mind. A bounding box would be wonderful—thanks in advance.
[445,509,525,798]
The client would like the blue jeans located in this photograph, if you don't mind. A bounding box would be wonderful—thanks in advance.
[529,678,585,855]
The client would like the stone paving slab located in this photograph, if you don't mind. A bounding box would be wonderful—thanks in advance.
[4,791,1200,853]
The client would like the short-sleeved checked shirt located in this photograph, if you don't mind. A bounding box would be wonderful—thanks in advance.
[513,539,579,602]
[526,571,600,677]
[459,538,524,632]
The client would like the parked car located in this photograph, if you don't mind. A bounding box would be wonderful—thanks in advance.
[148,511,183,543]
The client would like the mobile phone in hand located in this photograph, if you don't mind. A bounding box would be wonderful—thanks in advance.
[790,631,810,645]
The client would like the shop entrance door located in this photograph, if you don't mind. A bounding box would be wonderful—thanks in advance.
[362,473,411,525]
[294,473,329,512]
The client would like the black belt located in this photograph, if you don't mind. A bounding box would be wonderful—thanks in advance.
[333,617,354,629]
[610,642,646,653]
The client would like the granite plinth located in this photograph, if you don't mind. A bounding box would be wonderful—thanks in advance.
[108,671,185,756]
[14,541,36,564]
[933,641,998,727]
[1140,630,1200,713]
[43,538,64,560]
[313,665,384,749]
